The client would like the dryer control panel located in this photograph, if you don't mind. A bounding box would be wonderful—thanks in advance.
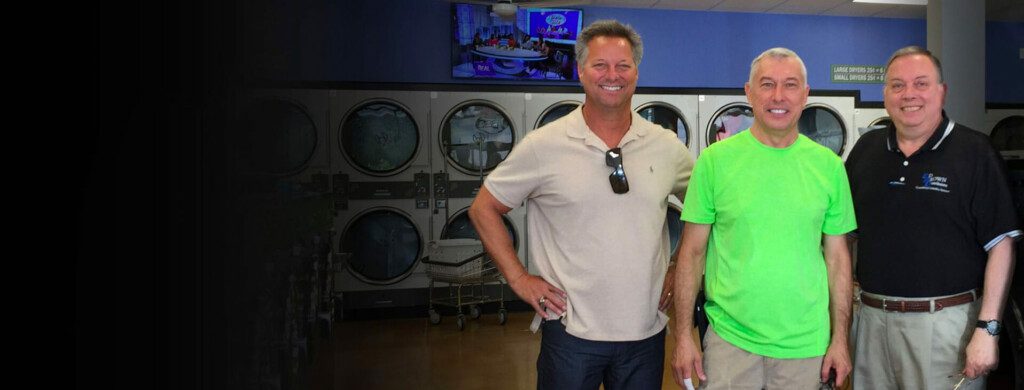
[414,172,430,209]
[433,172,449,210]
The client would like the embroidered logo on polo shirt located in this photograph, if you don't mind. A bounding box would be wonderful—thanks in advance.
[916,173,950,193]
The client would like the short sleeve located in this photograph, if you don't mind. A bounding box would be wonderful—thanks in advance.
[680,150,716,224]
[672,142,696,199]
[822,157,857,236]
[483,135,542,209]
[970,142,1021,250]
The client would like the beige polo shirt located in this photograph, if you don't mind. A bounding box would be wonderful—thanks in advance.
[484,106,694,341]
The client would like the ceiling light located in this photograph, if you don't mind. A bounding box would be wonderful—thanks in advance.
[493,3,517,18]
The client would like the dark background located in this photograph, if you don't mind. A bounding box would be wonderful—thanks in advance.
[84,0,240,387]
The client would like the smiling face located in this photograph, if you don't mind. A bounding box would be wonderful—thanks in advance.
[745,56,809,137]
[578,36,638,114]
[884,54,947,136]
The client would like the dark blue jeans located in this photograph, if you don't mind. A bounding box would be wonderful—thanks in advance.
[537,320,665,390]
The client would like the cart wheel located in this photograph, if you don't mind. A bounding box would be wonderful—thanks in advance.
[456,314,466,331]
[469,305,481,319]
[429,309,441,325]
[498,309,508,325]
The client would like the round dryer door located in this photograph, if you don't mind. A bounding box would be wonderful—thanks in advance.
[869,117,893,130]
[991,115,1024,151]
[637,103,691,146]
[666,205,684,255]
[535,101,580,129]
[339,100,420,176]
[340,208,422,285]
[441,208,519,250]
[239,98,318,176]
[440,101,516,175]
[799,104,847,155]
[707,104,754,146]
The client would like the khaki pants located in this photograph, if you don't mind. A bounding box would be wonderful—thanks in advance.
[700,326,825,390]
[852,292,984,390]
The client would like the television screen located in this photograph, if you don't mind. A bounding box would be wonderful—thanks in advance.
[451,3,583,81]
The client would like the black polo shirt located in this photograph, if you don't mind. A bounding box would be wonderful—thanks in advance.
[846,117,1020,297]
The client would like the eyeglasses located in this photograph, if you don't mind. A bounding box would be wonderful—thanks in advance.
[605,147,629,194]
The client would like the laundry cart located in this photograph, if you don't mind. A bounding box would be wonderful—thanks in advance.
[421,239,508,330]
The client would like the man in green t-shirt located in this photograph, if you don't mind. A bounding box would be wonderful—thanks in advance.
[670,48,857,390]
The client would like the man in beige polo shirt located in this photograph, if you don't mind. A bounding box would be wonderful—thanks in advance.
[469,19,694,389]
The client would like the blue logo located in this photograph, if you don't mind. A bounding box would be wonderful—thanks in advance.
[916,173,950,193]
[546,14,566,26]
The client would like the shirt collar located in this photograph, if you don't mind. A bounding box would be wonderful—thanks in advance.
[885,116,955,154]
[566,105,648,149]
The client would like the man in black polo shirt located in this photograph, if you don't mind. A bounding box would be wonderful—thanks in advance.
[846,46,1021,389]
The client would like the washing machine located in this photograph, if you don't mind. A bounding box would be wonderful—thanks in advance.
[431,91,529,270]
[235,88,331,191]
[524,92,584,132]
[699,93,754,150]
[329,90,434,292]
[987,108,1024,160]
[633,94,700,155]
[802,95,857,159]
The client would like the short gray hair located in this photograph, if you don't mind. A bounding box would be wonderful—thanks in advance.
[885,45,944,83]
[574,20,643,66]
[748,47,808,86]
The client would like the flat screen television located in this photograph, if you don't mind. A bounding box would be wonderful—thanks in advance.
[451,3,583,81]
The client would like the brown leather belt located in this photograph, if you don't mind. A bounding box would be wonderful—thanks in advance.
[859,290,977,313]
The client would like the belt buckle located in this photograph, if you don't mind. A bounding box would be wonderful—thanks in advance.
[882,299,905,312]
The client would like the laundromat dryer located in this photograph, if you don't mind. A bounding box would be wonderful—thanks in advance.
[986,107,1024,160]
[430,91,529,271]
[854,106,892,139]
[633,92,700,156]
[802,94,857,159]
[524,91,584,132]
[235,89,332,191]
[699,92,754,149]
[329,90,434,296]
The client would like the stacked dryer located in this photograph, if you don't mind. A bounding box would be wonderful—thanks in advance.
[854,107,892,141]
[634,94,700,155]
[802,95,857,159]
[525,91,584,131]
[330,90,433,299]
[236,89,331,189]
[699,93,754,151]
[986,107,1024,159]
[430,91,529,272]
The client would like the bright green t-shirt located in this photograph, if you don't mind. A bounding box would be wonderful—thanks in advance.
[681,130,856,358]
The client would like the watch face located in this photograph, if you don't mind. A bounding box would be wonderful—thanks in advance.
[979,320,1002,335]
[989,321,1002,335]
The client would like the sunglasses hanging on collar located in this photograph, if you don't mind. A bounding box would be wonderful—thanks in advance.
[605,147,629,194]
